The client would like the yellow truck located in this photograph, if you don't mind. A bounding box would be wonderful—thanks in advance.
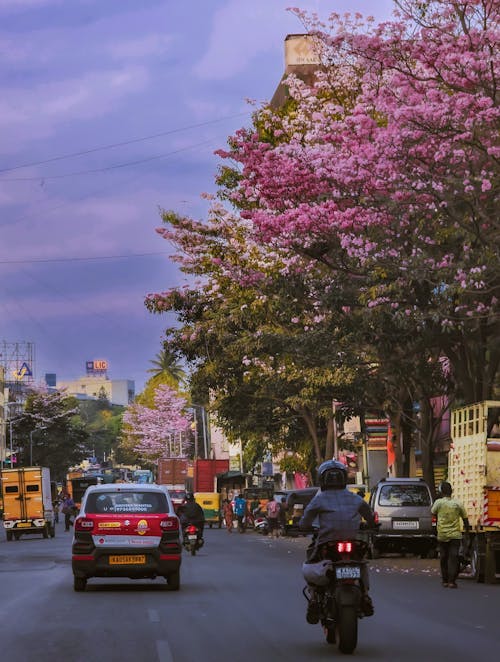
[1,467,56,540]
[448,401,500,583]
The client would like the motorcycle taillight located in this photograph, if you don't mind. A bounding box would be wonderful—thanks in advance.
[337,541,353,553]
[186,525,197,533]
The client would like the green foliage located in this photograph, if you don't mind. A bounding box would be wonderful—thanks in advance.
[13,390,89,482]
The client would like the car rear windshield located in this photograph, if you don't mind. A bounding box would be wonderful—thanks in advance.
[85,491,169,514]
[379,484,431,507]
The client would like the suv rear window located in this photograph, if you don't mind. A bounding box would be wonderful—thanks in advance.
[168,490,185,500]
[378,484,431,507]
[85,491,168,514]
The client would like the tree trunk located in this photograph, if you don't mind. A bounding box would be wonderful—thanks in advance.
[325,416,334,460]
[300,408,322,465]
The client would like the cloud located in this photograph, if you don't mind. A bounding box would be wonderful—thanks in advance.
[0,66,150,153]
[0,0,63,11]
[193,0,285,80]
[108,33,173,59]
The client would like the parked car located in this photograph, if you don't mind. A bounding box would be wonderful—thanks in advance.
[71,483,181,591]
[368,477,437,558]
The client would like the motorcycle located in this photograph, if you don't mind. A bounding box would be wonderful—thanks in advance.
[254,515,269,535]
[302,537,370,655]
[182,524,204,556]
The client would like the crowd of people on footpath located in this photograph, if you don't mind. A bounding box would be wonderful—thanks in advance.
[221,492,288,535]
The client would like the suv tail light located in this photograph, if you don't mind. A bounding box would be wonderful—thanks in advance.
[432,514,437,525]
[374,511,379,524]
[337,541,353,553]
[74,517,95,532]
[160,516,179,531]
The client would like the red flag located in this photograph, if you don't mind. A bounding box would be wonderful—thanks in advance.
[387,422,396,469]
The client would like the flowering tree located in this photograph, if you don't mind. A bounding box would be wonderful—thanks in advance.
[217,0,499,404]
[146,207,380,466]
[148,0,499,482]
[122,384,192,463]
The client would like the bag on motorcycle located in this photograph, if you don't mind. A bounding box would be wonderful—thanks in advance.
[302,560,334,586]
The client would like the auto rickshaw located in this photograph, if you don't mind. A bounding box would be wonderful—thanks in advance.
[194,492,222,528]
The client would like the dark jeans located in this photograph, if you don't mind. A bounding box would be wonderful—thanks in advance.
[439,539,460,583]
[64,512,73,530]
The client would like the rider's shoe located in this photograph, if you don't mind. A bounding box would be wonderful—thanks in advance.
[361,594,374,617]
[306,598,320,624]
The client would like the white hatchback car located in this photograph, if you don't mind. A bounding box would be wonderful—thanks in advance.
[71,483,181,591]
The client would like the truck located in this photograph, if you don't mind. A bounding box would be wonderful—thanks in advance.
[448,401,500,583]
[193,459,230,493]
[1,467,56,540]
[157,458,189,513]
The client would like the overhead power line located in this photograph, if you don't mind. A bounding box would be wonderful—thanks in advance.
[0,251,169,265]
[0,139,215,182]
[0,111,250,174]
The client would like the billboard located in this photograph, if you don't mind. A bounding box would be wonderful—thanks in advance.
[86,360,108,376]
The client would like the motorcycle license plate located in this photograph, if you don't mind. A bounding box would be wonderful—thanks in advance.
[188,535,197,541]
[109,555,146,565]
[336,566,361,580]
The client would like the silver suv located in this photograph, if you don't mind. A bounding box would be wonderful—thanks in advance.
[369,478,436,558]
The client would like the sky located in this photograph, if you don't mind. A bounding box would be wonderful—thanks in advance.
[0,0,395,394]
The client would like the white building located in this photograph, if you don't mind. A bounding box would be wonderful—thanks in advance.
[57,376,135,406]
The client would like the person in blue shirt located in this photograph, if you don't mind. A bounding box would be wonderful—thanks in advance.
[233,494,247,533]
[299,460,376,622]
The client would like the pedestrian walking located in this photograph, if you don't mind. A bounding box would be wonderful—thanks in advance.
[61,493,76,531]
[223,499,233,533]
[266,498,281,538]
[431,481,470,588]
[233,493,247,533]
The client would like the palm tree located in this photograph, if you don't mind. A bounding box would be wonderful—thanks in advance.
[147,347,186,385]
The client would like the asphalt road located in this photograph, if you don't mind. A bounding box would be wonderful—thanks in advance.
[0,521,498,662]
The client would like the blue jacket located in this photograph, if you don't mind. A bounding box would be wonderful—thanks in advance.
[299,488,374,544]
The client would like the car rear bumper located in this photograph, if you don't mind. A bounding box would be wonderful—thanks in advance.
[72,547,181,578]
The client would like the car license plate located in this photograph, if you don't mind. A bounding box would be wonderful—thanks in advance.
[393,520,419,529]
[109,555,146,565]
[17,522,33,528]
[336,566,361,579]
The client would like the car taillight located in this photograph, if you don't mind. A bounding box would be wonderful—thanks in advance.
[374,511,379,524]
[75,517,94,532]
[337,541,353,553]
[160,516,179,531]
[432,514,437,525]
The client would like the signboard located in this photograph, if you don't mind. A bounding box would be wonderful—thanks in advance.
[86,359,108,375]
[12,362,33,380]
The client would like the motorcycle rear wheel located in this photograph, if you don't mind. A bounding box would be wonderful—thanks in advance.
[337,606,358,654]
[191,546,196,556]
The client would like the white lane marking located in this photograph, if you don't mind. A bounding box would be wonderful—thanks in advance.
[148,608,160,623]
[156,639,174,662]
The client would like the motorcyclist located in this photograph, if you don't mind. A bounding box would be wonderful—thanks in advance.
[180,493,205,544]
[299,460,376,622]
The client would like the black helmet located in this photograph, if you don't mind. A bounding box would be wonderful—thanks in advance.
[438,481,452,497]
[185,492,194,501]
[318,460,348,490]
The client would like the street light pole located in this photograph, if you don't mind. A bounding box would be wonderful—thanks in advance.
[190,404,208,458]
[30,427,47,466]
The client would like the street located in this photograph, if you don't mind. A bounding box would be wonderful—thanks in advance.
[0,522,498,661]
